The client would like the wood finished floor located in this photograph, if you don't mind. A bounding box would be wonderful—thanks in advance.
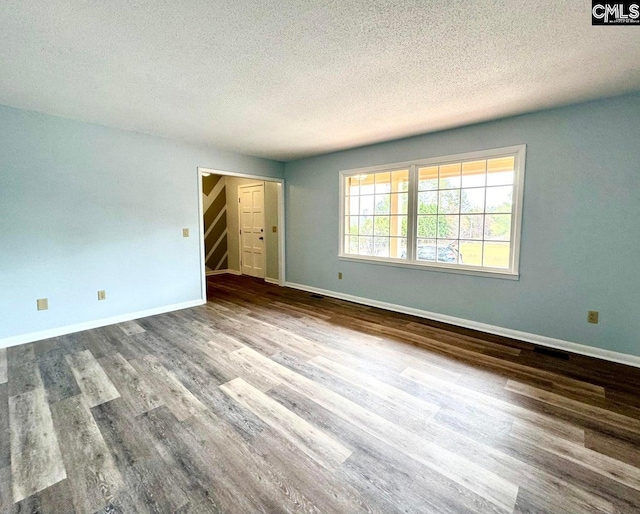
[1,275,640,513]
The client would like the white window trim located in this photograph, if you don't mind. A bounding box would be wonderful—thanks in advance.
[338,144,526,280]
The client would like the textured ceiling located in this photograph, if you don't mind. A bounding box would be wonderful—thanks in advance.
[1,1,639,161]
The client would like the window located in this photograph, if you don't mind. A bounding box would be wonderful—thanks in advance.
[340,145,526,278]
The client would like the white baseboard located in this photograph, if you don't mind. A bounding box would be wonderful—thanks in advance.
[0,299,206,350]
[285,282,640,369]
[207,269,241,276]
[265,277,280,285]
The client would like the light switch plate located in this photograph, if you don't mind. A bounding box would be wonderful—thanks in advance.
[37,298,48,311]
[272,226,277,233]
[183,228,190,237]
[98,290,106,301]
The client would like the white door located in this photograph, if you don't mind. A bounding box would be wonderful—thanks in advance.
[239,183,265,278]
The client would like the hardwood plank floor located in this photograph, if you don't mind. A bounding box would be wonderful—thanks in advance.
[220,377,353,469]
[0,349,7,385]
[2,274,640,513]
[65,350,120,408]
[50,395,122,513]
[9,388,66,503]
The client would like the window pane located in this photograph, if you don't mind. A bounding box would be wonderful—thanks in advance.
[416,239,437,261]
[487,156,514,186]
[461,160,486,188]
[418,166,438,191]
[346,236,359,254]
[389,216,407,237]
[418,191,438,214]
[392,193,408,214]
[375,172,391,194]
[390,237,407,259]
[460,214,484,240]
[374,216,390,236]
[438,189,460,214]
[347,196,359,216]
[484,214,511,240]
[374,194,390,215]
[374,237,390,257]
[437,215,459,239]
[460,188,485,213]
[485,186,512,213]
[417,215,437,238]
[459,240,482,266]
[439,163,461,189]
[358,236,373,256]
[483,241,510,268]
[359,216,373,235]
[346,216,359,235]
[359,174,375,195]
[359,195,374,215]
[437,240,461,264]
[345,176,360,196]
[392,170,409,192]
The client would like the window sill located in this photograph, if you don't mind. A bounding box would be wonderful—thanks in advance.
[338,254,520,280]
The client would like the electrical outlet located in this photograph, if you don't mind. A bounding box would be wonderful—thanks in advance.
[588,311,599,324]
[97,290,106,301]
[272,226,277,233]
[183,228,190,238]
[338,272,343,280]
[37,298,48,311]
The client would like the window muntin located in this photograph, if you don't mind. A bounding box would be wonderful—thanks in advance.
[340,146,525,277]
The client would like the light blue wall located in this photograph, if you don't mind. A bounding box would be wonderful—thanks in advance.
[0,104,283,342]
[284,94,640,357]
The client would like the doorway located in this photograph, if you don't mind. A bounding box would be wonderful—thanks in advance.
[197,168,285,301]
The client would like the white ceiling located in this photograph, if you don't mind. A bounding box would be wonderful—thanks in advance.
[1,1,639,161]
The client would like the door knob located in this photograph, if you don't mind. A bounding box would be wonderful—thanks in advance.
[259,237,264,240]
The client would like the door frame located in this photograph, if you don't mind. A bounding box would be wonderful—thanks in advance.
[197,167,286,301]
[238,182,266,279]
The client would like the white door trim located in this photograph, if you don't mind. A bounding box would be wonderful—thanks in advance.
[197,168,207,302]
[197,167,286,294]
